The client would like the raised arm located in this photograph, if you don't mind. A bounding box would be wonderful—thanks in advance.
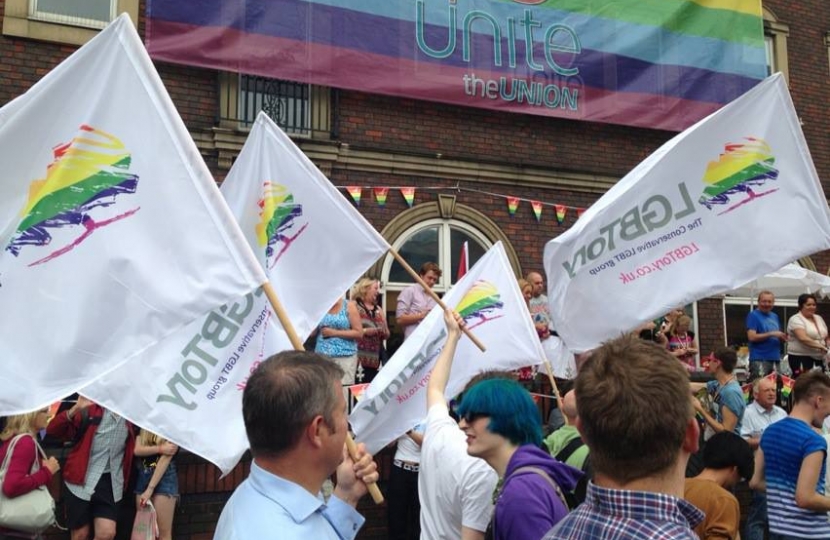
[426,310,463,409]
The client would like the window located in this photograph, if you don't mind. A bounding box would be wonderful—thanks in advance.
[29,0,114,29]
[381,219,492,346]
[3,0,136,45]
[218,72,331,139]
[763,7,789,82]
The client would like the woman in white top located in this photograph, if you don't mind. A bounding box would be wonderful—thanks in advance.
[787,293,830,377]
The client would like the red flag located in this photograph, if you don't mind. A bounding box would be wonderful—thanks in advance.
[457,241,469,281]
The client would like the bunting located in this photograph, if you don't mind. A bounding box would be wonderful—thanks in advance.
[401,187,415,208]
[555,205,567,224]
[347,186,362,205]
[531,200,543,222]
[507,197,520,217]
[374,187,389,207]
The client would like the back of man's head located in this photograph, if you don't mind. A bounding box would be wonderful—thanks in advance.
[243,350,344,458]
[793,369,830,405]
[713,347,738,374]
[703,432,754,482]
[576,334,691,484]
[561,390,578,423]
[457,378,542,447]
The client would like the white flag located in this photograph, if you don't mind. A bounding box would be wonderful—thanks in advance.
[544,73,830,353]
[0,14,266,414]
[83,112,389,474]
[350,242,545,455]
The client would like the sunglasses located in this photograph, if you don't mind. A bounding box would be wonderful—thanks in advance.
[461,412,489,424]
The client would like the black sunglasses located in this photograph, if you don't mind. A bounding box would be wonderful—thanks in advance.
[462,412,489,424]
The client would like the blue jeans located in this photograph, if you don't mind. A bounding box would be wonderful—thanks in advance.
[750,360,778,380]
[744,490,767,540]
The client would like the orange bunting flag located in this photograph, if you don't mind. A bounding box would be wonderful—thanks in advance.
[349,383,370,402]
[374,187,389,207]
[531,200,543,222]
[347,186,362,205]
[507,197,520,217]
[554,205,566,224]
[401,187,416,207]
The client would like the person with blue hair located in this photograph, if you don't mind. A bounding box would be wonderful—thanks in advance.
[457,364,582,539]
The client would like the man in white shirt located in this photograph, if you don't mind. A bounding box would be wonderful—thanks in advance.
[397,262,441,340]
[214,351,379,540]
[741,376,788,540]
[420,310,497,540]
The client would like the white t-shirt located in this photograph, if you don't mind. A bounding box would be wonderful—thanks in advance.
[787,313,828,357]
[395,422,425,463]
[419,403,497,540]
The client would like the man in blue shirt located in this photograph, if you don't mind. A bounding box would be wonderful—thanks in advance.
[214,351,379,540]
[543,335,703,540]
[746,291,787,380]
[691,348,746,437]
[751,370,830,539]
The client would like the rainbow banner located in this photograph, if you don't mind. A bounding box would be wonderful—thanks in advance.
[146,0,766,131]
[401,187,416,208]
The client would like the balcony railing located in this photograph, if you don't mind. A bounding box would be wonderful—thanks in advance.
[218,72,334,139]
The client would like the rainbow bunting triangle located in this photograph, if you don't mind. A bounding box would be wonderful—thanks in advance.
[349,383,370,402]
[531,200,543,222]
[374,187,389,207]
[506,197,520,217]
[741,383,752,404]
[576,207,586,219]
[401,187,415,208]
[346,186,362,205]
[780,375,795,397]
[554,204,566,224]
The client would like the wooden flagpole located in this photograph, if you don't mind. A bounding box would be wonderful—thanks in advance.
[262,282,384,504]
[389,248,486,352]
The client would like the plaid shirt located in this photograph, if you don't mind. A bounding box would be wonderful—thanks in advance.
[66,409,128,502]
[543,482,704,540]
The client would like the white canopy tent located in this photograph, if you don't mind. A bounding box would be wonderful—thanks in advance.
[726,263,830,299]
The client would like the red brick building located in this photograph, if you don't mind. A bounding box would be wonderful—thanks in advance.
[2,0,829,538]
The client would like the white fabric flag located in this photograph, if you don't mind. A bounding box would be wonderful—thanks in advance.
[350,242,545,455]
[83,112,389,473]
[544,73,830,353]
[0,14,266,414]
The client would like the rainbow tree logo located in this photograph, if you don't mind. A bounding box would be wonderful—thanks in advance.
[255,182,308,269]
[698,137,780,215]
[6,125,140,266]
[456,280,504,330]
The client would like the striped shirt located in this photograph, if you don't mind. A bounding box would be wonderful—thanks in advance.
[542,482,703,540]
[761,417,830,539]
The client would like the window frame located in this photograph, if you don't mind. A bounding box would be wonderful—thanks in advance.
[381,218,493,298]
[3,0,137,46]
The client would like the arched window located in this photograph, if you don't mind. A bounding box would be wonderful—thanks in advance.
[383,218,492,292]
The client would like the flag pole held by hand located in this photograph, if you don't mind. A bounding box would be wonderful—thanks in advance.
[262,281,385,504]
[389,248,486,352]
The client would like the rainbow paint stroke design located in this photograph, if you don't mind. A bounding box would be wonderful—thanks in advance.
[698,137,779,215]
[6,125,140,266]
[255,181,308,269]
[455,279,504,330]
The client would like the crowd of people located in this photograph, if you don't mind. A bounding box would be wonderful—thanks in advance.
[6,272,830,540]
